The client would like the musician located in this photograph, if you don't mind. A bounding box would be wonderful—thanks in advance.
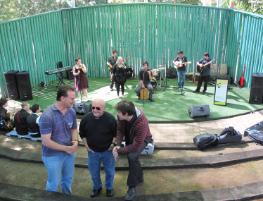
[107,50,118,91]
[73,57,88,100]
[113,57,127,97]
[135,61,154,102]
[194,52,211,93]
[173,51,189,92]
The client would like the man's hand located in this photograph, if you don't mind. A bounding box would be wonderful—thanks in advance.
[65,141,78,154]
[112,146,120,161]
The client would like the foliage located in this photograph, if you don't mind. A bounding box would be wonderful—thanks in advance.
[222,0,263,15]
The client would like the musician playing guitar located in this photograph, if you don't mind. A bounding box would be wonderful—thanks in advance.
[194,52,211,94]
[107,50,118,91]
[73,57,88,100]
[173,51,190,93]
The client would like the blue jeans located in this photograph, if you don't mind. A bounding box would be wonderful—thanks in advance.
[88,150,115,190]
[42,153,76,194]
[177,70,186,89]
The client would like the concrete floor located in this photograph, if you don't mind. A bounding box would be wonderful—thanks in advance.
[0,110,263,199]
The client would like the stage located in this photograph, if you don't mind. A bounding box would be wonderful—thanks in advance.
[28,78,263,122]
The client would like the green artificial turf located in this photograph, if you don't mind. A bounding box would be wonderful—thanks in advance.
[28,78,263,122]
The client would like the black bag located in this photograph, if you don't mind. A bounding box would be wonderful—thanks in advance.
[0,116,5,129]
[217,127,242,144]
[244,121,263,144]
[193,134,218,150]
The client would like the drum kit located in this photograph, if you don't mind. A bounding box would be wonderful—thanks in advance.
[149,65,167,89]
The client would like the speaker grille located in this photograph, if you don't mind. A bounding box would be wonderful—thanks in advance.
[249,73,263,104]
[16,71,33,101]
[4,70,19,100]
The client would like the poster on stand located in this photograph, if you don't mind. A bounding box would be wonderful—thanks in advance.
[214,79,228,106]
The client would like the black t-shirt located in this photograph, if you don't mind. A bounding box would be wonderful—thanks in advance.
[139,69,150,86]
[27,113,39,133]
[198,58,211,76]
[79,112,117,152]
[107,56,117,72]
[0,107,8,121]
[14,109,30,134]
[174,56,188,71]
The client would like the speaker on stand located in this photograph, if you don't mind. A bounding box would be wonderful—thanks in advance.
[4,70,19,100]
[16,71,33,101]
[249,73,263,104]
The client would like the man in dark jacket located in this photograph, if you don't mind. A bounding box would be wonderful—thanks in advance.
[194,52,212,93]
[14,102,30,135]
[113,100,153,201]
[27,104,41,138]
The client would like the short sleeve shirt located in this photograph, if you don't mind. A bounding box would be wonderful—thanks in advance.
[39,105,77,156]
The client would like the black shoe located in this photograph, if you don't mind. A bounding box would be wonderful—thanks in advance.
[106,189,114,197]
[149,98,154,102]
[125,187,136,201]
[193,90,200,93]
[202,90,206,94]
[90,188,102,198]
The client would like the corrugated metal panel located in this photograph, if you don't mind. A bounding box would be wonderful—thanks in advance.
[0,4,262,95]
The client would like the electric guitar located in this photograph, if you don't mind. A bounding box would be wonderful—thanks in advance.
[238,64,246,88]
[173,60,191,69]
[197,59,214,73]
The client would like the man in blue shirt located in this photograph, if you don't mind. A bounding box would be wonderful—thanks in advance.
[39,86,78,195]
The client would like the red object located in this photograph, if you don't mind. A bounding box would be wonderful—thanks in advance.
[239,64,246,88]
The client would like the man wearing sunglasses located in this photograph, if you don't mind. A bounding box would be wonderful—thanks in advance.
[79,99,117,198]
[113,100,153,201]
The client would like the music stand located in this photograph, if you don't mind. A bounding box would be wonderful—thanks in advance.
[56,61,65,86]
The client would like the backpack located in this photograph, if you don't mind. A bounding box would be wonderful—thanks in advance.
[217,127,242,144]
[0,116,5,129]
[193,134,218,150]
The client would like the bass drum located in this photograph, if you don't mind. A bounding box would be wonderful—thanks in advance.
[150,78,157,89]
[125,67,134,79]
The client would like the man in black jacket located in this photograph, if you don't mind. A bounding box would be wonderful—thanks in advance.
[79,99,117,198]
[14,102,30,135]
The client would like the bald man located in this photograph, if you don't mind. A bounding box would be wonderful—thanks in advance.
[79,99,117,198]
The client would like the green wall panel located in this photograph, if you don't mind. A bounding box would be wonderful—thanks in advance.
[0,4,262,97]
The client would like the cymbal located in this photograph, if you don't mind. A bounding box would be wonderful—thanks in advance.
[157,67,166,70]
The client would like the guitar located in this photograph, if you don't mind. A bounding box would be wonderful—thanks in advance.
[173,60,192,69]
[197,59,214,73]
[238,64,246,88]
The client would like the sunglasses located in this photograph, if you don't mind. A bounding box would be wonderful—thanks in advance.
[92,106,101,111]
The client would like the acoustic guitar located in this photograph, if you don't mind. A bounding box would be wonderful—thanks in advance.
[197,59,214,73]
[173,60,191,69]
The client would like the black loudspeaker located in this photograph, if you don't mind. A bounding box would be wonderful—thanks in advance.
[188,104,210,118]
[4,70,19,100]
[56,61,63,68]
[66,69,74,80]
[16,71,33,101]
[249,73,263,104]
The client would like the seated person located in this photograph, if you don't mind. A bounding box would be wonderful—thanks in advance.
[14,102,30,135]
[26,104,41,138]
[0,98,14,132]
[135,61,154,101]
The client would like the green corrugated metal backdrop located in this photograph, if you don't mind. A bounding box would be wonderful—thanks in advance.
[0,4,262,96]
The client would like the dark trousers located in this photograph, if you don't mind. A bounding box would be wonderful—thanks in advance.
[116,82,124,96]
[127,145,145,187]
[196,75,210,92]
[110,72,115,89]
